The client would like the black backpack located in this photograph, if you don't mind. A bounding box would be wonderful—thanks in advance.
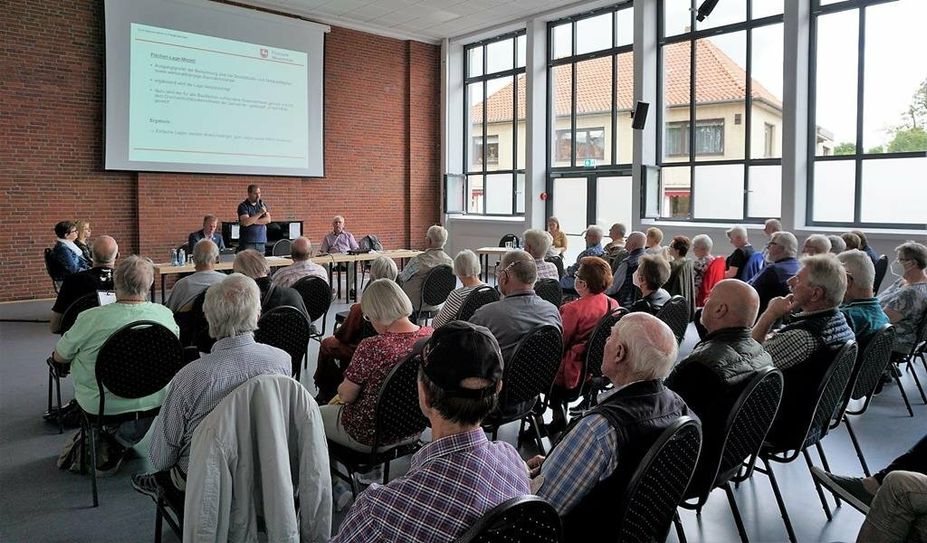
[359,235,383,252]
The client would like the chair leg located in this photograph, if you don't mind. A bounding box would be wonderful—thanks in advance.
[908,359,927,404]
[763,457,797,543]
[532,414,546,455]
[803,447,832,520]
[673,511,687,543]
[79,424,87,475]
[55,376,63,433]
[813,441,841,509]
[47,370,53,413]
[842,416,870,477]
[89,426,99,507]
[383,461,390,484]
[723,482,749,543]
[894,367,915,417]
[155,499,164,543]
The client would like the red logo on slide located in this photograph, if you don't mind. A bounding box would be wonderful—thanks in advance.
[259,48,268,58]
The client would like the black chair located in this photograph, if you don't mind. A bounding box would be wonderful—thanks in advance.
[455,495,562,543]
[271,238,291,256]
[416,265,457,324]
[47,292,100,433]
[873,254,888,293]
[545,255,565,279]
[482,325,562,454]
[534,278,563,308]
[59,292,101,335]
[581,308,628,408]
[616,416,702,543]
[44,247,64,292]
[655,295,690,345]
[675,367,784,543]
[328,349,428,497]
[291,276,333,343]
[254,306,313,381]
[456,285,500,322]
[174,290,213,356]
[79,321,184,507]
[893,308,927,405]
[498,233,520,248]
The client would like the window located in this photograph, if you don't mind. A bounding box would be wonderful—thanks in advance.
[764,123,776,158]
[473,135,499,165]
[809,0,927,227]
[556,128,605,161]
[665,119,725,156]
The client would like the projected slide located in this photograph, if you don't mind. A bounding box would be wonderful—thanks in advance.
[128,24,309,168]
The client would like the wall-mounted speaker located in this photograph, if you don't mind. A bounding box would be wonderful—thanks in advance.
[631,101,650,130]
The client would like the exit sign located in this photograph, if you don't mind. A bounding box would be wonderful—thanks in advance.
[583,158,597,168]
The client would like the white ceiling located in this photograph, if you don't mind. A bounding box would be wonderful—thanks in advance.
[239,0,605,44]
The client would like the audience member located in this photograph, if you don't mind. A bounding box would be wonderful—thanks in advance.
[320,215,359,254]
[233,249,308,317]
[665,236,694,305]
[604,223,627,255]
[628,254,671,314]
[131,273,291,499]
[842,232,862,251]
[852,229,880,268]
[837,250,889,339]
[50,235,117,333]
[645,227,664,254]
[52,256,178,471]
[165,239,225,312]
[692,234,723,307]
[856,470,927,543]
[764,219,782,238]
[523,228,559,280]
[752,254,855,369]
[605,231,645,306]
[74,219,93,264]
[271,236,328,288]
[560,225,606,291]
[547,216,567,257]
[398,225,453,313]
[724,226,755,280]
[332,321,529,542]
[750,232,800,315]
[878,241,927,355]
[828,235,847,254]
[187,214,225,254]
[803,234,832,256]
[470,250,562,362]
[432,250,485,328]
[51,221,91,278]
[528,313,691,535]
[237,184,271,253]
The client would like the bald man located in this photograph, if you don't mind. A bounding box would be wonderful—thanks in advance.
[605,231,646,306]
[50,235,119,333]
[271,236,329,288]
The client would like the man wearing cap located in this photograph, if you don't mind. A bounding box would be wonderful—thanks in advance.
[332,321,530,543]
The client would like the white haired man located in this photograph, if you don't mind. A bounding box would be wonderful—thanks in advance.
[527,313,693,538]
[724,226,756,281]
[837,250,889,340]
[749,232,800,315]
[803,234,832,256]
[764,219,782,238]
[560,225,606,292]
[398,225,453,313]
[320,215,359,254]
[271,236,328,288]
[165,239,225,312]
[605,231,646,306]
[523,228,559,280]
[50,235,118,333]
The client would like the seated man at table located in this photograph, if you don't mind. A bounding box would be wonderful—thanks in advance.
[398,225,453,313]
[320,215,359,254]
[233,249,308,318]
[50,235,117,333]
[186,214,225,254]
[52,255,179,472]
[271,236,328,288]
[165,239,225,312]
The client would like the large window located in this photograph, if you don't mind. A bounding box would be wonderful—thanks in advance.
[809,0,927,227]
[655,0,784,221]
[464,31,526,215]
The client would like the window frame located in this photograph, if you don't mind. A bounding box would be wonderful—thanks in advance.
[665,118,726,157]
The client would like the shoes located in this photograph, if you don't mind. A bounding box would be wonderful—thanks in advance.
[333,480,354,512]
[810,466,873,514]
[131,473,164,502]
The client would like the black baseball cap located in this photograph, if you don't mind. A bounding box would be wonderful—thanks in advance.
[421,321,504,399]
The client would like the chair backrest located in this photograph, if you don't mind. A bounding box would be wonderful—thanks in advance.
[291,276,333,324]
[457,285,501,322]
[873,254,888,293]
[455,495,562,543]
[498,233,520,248]
[421,265,457,307]
[44,247,66,283]
[544,255,565,279]
[95,320,184,415]
[908,309,927,358]
[499,325,563,408]
[585,307,628,380]
[741,250,766,282]
[371,346,429,451]
[655,295,690,344]
[254,306,313,378]
[60,292,100,334]
[849,324,896,407]
[615,416,702,543]
[271,239,292,256]
[533,278,563,308]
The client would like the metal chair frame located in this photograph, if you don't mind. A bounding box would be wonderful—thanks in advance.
[454,495,562,543]
[416,265,456,325]
[456,285,500,322]
[655,295,690,345]
[533,278,563,308]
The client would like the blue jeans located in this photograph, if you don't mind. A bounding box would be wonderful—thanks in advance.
[238,242,265,254]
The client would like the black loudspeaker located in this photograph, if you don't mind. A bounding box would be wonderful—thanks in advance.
[631,101,650,130]
[697,0,720,22]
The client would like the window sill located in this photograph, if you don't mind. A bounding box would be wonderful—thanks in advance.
[445,214,526,222]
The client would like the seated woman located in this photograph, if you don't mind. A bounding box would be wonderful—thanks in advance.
[692,234,724,307]
[319,278,432,452]
[51,221,90,278]
[878,241,927,356]
[665,236,694,312]
[546,216,567,257]
[314,256,398,403]
[74,219,93,265]
[432,250,485,328]
[629,254,672,315]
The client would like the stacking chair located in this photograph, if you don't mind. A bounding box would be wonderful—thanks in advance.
[80,321,184,507]
[456,285,500,322]
[893,309,927,405]
[44,247,64,293]
[254,306,313,380]
[655,295,690,345]
[873,254,888,293]
[271,238,291,256]
[291,275,333,343]
[545,255,565,279]
[534,278,563,308]
[174,290,212,357]
[416,265,456,324]
[675,367,784,543]
[498,233,520,249]
[455,495,562,543]
[581,307,628,408]
[47,292,100,433]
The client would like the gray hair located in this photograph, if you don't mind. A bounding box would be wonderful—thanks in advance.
[613,313,678,381]
[426,225,448,248]
[805,234,832,255]
[114,255,153,299]
[522,229,552,259]
[726,225,748,240]
[837,250,876,291]
[204,273,260,339]
[453,249,481,279]
[361,278,413,324]
[585,225,605,240]
[233,249,270,278]
[500,250,537,286]
[192,239,219,266]
[800,254,847,307]
[291,237,312,260]
[692,234,713,252]
[611,223,628,238]
[765,218,782,232]
[771,231,798,258]
[827,235,846,254]
[369,256,398,281]
[897,241,927,270]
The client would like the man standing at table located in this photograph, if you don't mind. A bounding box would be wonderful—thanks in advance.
[237,185,271,254]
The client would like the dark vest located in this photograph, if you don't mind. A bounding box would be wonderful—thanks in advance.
[561,380,691,541]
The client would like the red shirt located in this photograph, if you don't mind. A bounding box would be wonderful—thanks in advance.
[556,294,619,389]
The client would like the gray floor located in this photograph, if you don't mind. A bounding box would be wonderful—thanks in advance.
[1,296,926,542]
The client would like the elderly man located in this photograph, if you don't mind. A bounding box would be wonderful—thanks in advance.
[187,214,225,254]
[749,231,800,315]
[52,256,178,470]
[828,235,847,254]
[802,234,831,256]
[523,228,559,280]
[527,313,692,536]
[724,226,756,280]
[332,321,530,542]
[165,239,225,312]
[752,254,855,370]
[605,231,646,305]
[319,215,359,254]
[237,184,271,253]
[272,236,328,288]
[605,223,627,254]
[50,235,118,333]
[233,249,308,317]
[837,250,889,339]
[131,274,295,500]
[560,225,606,291]
[398,225,453,313]
[470,250,562,362]
[764,219,782,238]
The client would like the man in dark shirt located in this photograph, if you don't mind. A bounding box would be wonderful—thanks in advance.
[50,235,118,333]
[749,231,800,315]
[724,226,755,281]
[853,230,881,269]
[187,214,225,254]
[237,184,271,253]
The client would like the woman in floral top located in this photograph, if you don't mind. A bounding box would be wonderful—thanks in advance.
[879,242,927,355]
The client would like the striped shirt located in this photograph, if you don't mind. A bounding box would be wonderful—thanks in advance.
[271,259,329,288]
[431,285,480,328]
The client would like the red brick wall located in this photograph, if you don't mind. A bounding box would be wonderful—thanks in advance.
[0,2,440,302]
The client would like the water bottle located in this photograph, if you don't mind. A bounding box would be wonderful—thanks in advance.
[170,249,178,266]
[178,248,186,265]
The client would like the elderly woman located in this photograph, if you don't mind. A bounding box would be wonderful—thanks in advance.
[51,221,91,278]
[665,236,694,302]
[878,242,927,355]
[842,232,862,251]
[630,254,672,314]
[74,220,93,264]
[693,234,725,307]
[315,256,398,403]
[523,228,559,280]
[546,216,567,257]
[432,250,485,328]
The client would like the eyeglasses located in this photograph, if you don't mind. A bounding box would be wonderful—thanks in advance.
[766,241,779,248]
[362,314,371,322]
[495,260,520,277]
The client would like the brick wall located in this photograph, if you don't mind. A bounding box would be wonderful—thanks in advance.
[0,2,441,302]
